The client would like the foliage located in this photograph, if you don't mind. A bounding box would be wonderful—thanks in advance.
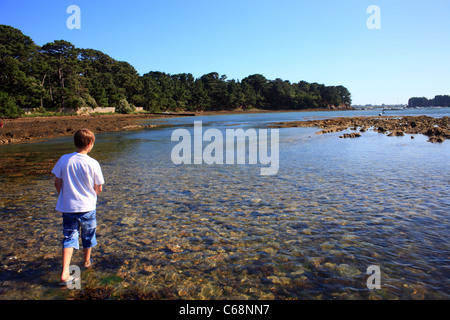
[408,95,450,107]
[115,98,136,114]
[0,24,352,115]
[0,91,23,118]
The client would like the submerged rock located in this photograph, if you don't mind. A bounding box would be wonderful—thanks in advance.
[339,132,361,139]
[387,130,405,136]
[336,264,361,279]
[166,244,183,253]
[267,275,290,285]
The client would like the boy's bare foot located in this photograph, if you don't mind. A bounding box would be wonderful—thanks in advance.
[61,273,70,283]
[60,276,78,286]
[84,259,93,269]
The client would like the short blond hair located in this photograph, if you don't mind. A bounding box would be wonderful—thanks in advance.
[74,128,95,149]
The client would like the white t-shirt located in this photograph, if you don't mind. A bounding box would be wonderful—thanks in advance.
[52,152,105,213]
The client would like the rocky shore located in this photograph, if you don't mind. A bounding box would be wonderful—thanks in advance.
[0,108,340,145]
[269,115,450,143]
[0,113,184,145]
[2,113,449,145]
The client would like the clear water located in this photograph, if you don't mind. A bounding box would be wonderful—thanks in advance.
[1,108,449,300]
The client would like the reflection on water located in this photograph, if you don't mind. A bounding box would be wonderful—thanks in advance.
[1,109,449,300]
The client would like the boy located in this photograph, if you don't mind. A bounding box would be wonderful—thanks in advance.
[52,128,104,285]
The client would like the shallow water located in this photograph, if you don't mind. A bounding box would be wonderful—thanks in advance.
[1,108,449,300]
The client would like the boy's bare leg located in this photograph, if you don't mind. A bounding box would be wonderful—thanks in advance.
[61,247,74,281]
[84,248,92,268]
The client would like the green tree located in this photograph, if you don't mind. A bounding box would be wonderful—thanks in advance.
[115,97,135,114]
[320,86,342,107]
[0,91,23,118]
[200,72,228,109]
[0,25,44,109]
[242,74,269,108]
[112,61,141,107]
[190,79,209,111]
[336,85,351,107]
[267,78,296,108]
[79,49,115,107]
[40,40,80,110]
[172,73,194,110]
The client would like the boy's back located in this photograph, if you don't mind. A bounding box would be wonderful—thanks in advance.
[52,151,104,213]
[53,128,104,285]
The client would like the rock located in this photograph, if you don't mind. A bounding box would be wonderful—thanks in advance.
[166,244,183,253]
[259,292,276,300]
[320,242,334,251]
[428,136,445,143]
[387,130,404,136]
[316,126,346,135]
[142,265,157,273]
[267,276,290,285]
[291,268,306,276]
[139,239,152,246]
[336,264,361,278]
[339,132,361,138]
[140,265,155,275]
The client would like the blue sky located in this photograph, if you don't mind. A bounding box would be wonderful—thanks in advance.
[1,0,449,105]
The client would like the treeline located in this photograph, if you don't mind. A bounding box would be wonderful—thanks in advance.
[408,95,450,108]
[0,25,352,118]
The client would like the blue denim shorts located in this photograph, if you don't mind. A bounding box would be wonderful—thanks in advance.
[62,210,97,249]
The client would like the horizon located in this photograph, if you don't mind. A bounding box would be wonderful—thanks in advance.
[1,0,449,106]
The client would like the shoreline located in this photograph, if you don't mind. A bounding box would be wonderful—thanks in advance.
[0,108,347,145]
[2,108,448,146]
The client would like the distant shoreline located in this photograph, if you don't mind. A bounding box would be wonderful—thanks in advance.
[0,108,349,145]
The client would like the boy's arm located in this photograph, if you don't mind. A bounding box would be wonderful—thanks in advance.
[94,184,103,195]
[55,177,63,194]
